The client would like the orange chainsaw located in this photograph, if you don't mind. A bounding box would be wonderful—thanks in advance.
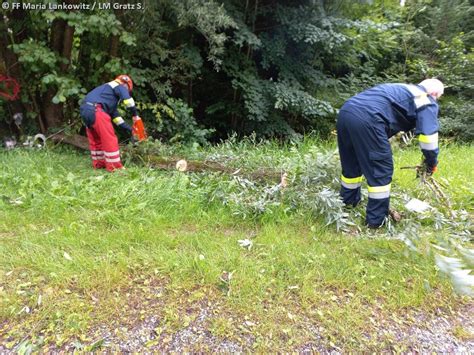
[132,116,147,141]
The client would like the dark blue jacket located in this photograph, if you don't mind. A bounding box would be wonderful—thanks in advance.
[341,83,439,167]
[80,80,138,131]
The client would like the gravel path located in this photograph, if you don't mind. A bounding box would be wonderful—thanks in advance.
[381,306,474,352]
[1,298,472,352]
[61,302,474,352]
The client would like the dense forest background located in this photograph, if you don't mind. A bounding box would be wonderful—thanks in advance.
[0,0,473,143]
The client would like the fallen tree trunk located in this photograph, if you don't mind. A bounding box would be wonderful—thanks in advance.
[141,156,284,183]
[49,133,89,150]
[50,137,285,183]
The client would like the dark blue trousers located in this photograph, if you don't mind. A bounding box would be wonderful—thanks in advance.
[337,108,393,226]
[80,104,96,128]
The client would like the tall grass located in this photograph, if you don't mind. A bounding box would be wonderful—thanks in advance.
[0,139,471,351]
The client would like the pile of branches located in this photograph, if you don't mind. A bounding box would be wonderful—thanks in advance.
[122,139,351,230]
[123,139,473,295]
[392,166,473,296]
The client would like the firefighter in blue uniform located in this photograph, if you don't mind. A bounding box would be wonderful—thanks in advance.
[336,78,444,228]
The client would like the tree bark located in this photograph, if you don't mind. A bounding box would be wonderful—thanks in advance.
[78,34,91,81]
[109,35,120,58]
[60,24,75,72]
[42,18,67,129]
[127,155,284,183]
[43,0,78,130]
[109,0,124,59]
[0,13,26,135]
[50,132,89,150]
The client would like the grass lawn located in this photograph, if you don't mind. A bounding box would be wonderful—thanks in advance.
[0,139,473,351]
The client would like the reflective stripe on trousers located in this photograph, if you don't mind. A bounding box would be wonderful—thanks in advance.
[341,175,363,189]
[368,184,391,199]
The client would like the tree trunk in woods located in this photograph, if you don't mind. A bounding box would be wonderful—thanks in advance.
[101,3,122,82]
[0,19,22,79]
[78,35,91,82]
[60,24,75,72]
[109,35,120,58]
[109,0,123,60]
[0,13,26,135]
[42,18,66,129]
[42,0,77,130]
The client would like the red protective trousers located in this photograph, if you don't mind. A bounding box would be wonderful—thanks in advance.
[85,105,123,172]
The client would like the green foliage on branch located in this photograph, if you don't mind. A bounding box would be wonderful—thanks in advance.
[137,99,213,144]
[12,40,59,73]
[0,0,472,140]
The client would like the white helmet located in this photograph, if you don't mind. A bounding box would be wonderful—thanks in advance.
[419,78,444,100]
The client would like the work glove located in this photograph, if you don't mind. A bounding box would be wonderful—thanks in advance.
[422,160,437,176]
[118,121,133,133]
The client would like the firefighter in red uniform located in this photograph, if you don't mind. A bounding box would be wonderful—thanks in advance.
[80,75,142,171]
